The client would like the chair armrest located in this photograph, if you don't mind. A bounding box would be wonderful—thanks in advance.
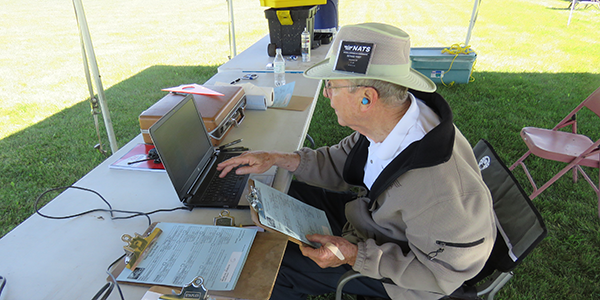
[335,270,366,300]
[476,271,513,300]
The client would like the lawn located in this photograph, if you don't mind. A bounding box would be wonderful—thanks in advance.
[1,0,599,299]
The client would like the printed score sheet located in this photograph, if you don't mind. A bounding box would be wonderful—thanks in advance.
[117,223,256,291]
[253,180,332,247]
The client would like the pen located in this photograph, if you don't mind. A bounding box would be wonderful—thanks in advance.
[242,70,304,74]
[218,139,243,149]
[127,158,153,165]
[220,147,250,152]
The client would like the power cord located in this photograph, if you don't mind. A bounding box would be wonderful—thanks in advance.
[34,185,193,299]
[34,185,192,226]
[92,254,126,300]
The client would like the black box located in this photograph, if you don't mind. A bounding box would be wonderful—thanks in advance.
[264,6,318,56]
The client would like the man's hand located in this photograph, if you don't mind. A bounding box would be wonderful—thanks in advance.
[300,234,358,268]
[217,151,300,178]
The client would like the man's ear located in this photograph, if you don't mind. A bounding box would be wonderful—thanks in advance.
[360,87,379,111]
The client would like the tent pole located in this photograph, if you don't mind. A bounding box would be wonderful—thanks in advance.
[464,0,481,47]
[76,21,107,155]
[226,0,237,59]
[72,0,119,154]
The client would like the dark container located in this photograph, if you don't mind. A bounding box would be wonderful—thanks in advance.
[264,6,318,57]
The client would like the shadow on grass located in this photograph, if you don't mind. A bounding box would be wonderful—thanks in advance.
[0,64,218,237]
[547,0,600,10]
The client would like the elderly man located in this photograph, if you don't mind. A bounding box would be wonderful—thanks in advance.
[218,23,496,300]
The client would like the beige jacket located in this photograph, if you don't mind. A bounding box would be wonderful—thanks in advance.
[293,91,496,300]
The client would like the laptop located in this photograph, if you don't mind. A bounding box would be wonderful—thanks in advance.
[149,94,250,208]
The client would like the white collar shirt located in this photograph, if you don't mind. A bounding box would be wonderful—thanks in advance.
[363,93,441,189]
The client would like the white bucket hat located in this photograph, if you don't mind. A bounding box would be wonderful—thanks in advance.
[304,23,436,93]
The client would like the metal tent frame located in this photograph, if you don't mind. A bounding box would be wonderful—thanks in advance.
[71,0,239,154]
[72,0,118,154]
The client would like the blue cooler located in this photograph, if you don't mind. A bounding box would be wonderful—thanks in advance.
[410,47,477,84]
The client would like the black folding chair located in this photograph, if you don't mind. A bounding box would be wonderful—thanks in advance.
[335,140,547,300]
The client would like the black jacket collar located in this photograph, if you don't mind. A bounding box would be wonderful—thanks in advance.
[343,90,456,202]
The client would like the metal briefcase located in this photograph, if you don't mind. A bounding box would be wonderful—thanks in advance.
[139,85,246,146]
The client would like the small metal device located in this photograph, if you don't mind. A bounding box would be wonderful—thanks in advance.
[159,276,209,300]
[246,180,263,214]
[213,210,235,226]
[217,138,242,150]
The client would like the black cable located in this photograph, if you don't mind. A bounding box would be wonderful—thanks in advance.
[91,282,111,300]
[100,283,114,300]
[35,185,115,219]
[108,206,192,226]
[34,185,194,300]
[34,185,192,226]
[92,254,127,300]
[111,206,193,222]
[105,254,126,300]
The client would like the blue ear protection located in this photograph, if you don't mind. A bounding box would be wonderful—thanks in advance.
[361,98,370,105]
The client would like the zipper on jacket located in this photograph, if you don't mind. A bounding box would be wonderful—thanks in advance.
[427,238,485,260]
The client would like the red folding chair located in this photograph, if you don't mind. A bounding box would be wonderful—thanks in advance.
[509,86,600,218]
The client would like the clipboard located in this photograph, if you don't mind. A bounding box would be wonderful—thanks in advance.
[246,179,333,248]
[111,222,288,300]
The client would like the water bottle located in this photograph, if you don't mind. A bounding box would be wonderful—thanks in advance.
[273,48,286,87]
[301,27,311,62]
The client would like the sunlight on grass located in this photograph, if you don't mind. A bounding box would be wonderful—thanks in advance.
[0,0,268,139]
[1,0,598,139]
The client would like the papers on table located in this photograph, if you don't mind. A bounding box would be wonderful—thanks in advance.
[109,144,165,172]
[117,223,256,291]
[271,81,295,108]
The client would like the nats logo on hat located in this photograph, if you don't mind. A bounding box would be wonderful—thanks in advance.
[334,41,375,75]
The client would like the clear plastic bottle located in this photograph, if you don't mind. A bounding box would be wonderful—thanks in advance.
[273,48,286,87]
[301,27,311,62]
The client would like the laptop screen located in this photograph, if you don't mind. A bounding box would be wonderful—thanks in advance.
[149,94,215,200]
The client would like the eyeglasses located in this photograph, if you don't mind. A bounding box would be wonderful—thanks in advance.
[323,80,376,98]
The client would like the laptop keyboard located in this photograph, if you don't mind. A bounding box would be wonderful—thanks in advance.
[195,152,249,207]
[202,168,246,204]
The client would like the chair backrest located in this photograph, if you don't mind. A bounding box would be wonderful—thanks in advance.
[582,86,600,118]
[467,140,547,284]
[338,140,548,300]
[554,86,600,131]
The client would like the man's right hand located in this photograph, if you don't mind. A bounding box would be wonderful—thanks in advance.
[216,151,300,178]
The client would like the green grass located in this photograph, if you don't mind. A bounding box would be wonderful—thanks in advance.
[1,0,600,299]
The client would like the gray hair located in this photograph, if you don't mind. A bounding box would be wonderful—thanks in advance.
[347,79,409,106]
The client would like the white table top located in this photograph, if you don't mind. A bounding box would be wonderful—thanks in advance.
[204,71,322,192]
[0,135,240,300]
[0,38,329,300]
